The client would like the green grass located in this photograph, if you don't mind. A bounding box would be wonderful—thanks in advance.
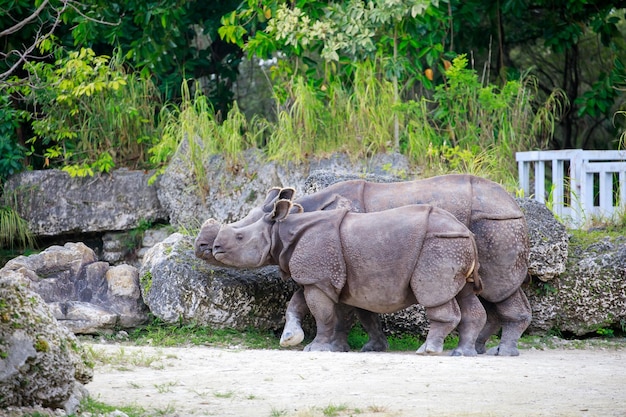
[88,316,625,353]
[71,397,151,417]
[120,316,281,349]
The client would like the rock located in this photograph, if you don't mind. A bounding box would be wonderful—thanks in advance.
[101,232,129,264]
[140,233,297,331]
[157,141,412,229]
[4,169,168,237]
[303,168,402,194]
[0,270,92,412]
[516,198,569,281]
[1,243,148,334]
[525,235,626,335]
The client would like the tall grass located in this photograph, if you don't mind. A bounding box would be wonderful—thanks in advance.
[0,190,34,251]
[152,56,565,190]
[150,82,269,194]
[266,61,398,163]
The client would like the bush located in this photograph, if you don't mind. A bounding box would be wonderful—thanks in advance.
[12,48,164,177]
[0,94,28,182]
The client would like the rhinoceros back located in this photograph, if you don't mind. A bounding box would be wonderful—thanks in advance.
[361,174,523,225]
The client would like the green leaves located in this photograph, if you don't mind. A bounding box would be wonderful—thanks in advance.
[0,94,28,181]
[15,47,164,177]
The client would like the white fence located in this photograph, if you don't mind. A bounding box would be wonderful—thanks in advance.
[516,149,626,228]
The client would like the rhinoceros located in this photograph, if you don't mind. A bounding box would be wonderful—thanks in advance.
[212,196,484,355]
[195,174,530,356]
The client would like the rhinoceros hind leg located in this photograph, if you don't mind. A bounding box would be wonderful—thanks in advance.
[329,303,355,352]
[479,288,531,356]
[451,285,486,357]
[417,299,461,355]
[356,308,389,352]
[475,300,501,354]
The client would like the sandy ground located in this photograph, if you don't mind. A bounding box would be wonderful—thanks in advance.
[84,342,626,417]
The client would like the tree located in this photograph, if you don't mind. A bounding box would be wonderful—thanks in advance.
[219,0,448,149]
[449,0,626,149]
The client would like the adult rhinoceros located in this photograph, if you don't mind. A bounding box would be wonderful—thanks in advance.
[195,174,530,356]
[212,196,484,355]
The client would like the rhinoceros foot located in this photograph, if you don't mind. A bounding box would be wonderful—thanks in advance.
[416,342,444,355]
[361,338,388,352]
[450,346,478,357]
[279,324,305,347]
[486,343,520,356]
[304,341,346,352]
[331,339,351,352]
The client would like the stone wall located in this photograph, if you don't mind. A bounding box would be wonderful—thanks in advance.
[3,150,626,337]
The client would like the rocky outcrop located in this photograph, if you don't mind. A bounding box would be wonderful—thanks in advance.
[516,198,569,281]
[0,270,92,413]
[4,169,167,236]
[140,233,297,331]
[3,151,624,340]
[1,242,148,334]
[525,235,626,335]
[157,142,411,229]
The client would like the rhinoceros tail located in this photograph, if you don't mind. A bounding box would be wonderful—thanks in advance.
[464,235,483,295]
[470,267,483,295]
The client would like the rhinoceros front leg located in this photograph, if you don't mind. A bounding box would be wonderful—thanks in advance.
[280,288,387,352]
[356,309,389,352]
[476,288,532,356]
[315,305,388,352]
[280,288,351,351]
[302,286,341,352]
[280,287,309,347]
[417,299,461,355]
[451,284,487,357]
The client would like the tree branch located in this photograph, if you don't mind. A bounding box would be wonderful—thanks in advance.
[0,0,50,38]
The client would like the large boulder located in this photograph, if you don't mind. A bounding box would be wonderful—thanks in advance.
[525,234,626,335]
[0,270,92,413]
[1,242,148,334]
[4,169,168,237]
[140,233,297,331]
[516,198,569,281]
[157,141,411,229]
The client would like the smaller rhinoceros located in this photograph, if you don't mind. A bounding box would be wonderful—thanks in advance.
[212,195,485,355]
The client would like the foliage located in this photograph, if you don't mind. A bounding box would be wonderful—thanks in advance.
[67,0,243,109]
[451,0,626,150]
[147,56,564,189]
[0,189,34,251]
[149,81,268,191]
[11,47,164,176]
[402,54,567,183]
[0,93,28,181]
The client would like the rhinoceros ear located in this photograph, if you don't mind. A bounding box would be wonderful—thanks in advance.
[262,187,282,211]
[270,199,293,222]
[290,203,304,214]
[279,187,296,201]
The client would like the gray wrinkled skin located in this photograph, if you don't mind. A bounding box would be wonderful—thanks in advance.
[195,174,531,356]
[213,198,485,355]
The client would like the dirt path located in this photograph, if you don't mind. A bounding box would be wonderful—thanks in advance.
[85,342,626,417]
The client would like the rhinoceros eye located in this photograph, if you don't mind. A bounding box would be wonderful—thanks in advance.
[235,233,243,241]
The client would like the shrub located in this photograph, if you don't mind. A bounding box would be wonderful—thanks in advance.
[12,48,164,177]
[0,93,28,182]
